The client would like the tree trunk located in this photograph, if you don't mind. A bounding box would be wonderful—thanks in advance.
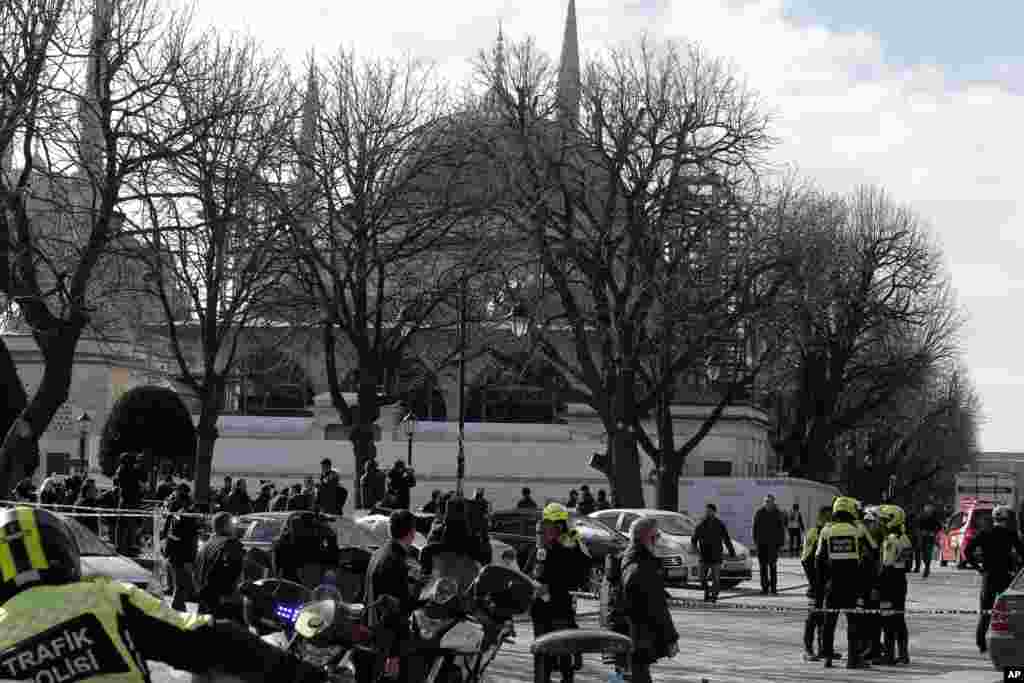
[656,457,683,512]
[193,392,220,504]
[655,395,680,511]
[350,371,380,509]
[0,334,79,494]
[609,424,644,508]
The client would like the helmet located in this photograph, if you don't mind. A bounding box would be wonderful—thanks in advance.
[0,506,81,602]
[832,497,857,517]
[542,503,569,524]
[863,506,881,524]
[878,504,904,529]
[994,505,1013,524]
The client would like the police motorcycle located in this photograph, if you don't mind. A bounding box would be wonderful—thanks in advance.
[409,564,535,683]
[237,577,401,681]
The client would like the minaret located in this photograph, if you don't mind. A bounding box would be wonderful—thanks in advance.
[80,0,113,179]
[555,0,580,126]
[297,60,320,191]
[483,21,507,113]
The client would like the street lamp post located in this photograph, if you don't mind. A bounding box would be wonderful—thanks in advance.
[456,276,468,498]
[401,412,417,467]
[76,412,92,474]
[510,304,530,339]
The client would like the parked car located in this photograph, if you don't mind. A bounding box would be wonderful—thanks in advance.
[987,569,1024,669]
[590,508,753,588]
[940,505,993,568]
[0,504,158,593]
[354,512,521,572]
[488,508,629,591]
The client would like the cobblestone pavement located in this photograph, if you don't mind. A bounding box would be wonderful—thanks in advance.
[152,558,1003,683]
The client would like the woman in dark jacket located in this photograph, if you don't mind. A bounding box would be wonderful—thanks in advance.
[621,517,679,683]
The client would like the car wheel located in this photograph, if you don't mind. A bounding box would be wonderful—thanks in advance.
[589,565,605,595]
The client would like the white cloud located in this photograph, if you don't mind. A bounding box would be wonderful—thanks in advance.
[179,0,1024,451]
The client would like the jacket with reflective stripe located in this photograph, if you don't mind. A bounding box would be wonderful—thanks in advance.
[882,533,913,570]
[0,577,210,682]
[816,522,865,563]
[801,526,821,563]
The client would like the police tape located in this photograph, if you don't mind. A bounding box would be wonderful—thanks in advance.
[0,500,206,519]
[569,591,992,616]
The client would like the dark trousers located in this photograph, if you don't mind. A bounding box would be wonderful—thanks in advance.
[628,651,653,683]
[700,561,722,599]
[822,583,859,663]
[978,571,1012,651]
[919,538,935,577]
[757,546,778,592]
[802,561,823,653]
[788,529,802,555]
[881,573,908,658]
[169,561,193,611]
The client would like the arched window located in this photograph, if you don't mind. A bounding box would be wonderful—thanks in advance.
[225,349,314,416]
[466,353,568,423]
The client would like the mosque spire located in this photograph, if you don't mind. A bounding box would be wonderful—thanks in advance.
[298,59,319,171]
[556,0,580,126]
[494,19,506,88]
[79,0,113,179]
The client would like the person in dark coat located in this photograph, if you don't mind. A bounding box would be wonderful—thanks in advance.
[566,489,578,509]
[216,476,233,509]
[691,503,736,602]
[287,478,316,511]
[622,517,680,683]
[113,453,144,555]
[421,490,442,514]
[252,483,274,513]
[516,487,538,509]
[364,510,419,682]
[74,478,101,535]
[155,474,176,502]
[753,494,786,594]
[523,502,590,683]
[161,484,200,611]
[577,485,596,515]
[63,472,83,504]
[915,504,942,578]
[193,512,246,620]
[386,460,416,510]
[317,458,348,514]
[269,487,290,511]
[595,489,611,510]
[273,511,340,587]
[222,479,253,516]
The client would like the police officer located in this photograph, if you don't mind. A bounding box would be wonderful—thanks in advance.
[878,504,913,664]
[859,507,886,663]
[0,505,328,683]
[816,496,873,669]
[802,505,833,661]
[524,503,591,683]
[964,504,1024,653]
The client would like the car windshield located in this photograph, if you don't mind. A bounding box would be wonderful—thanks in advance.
[333,518,387,548]
[970,509,992,529]
[650,513,696,536]
[64,517,117,557]
[572,516,623,540]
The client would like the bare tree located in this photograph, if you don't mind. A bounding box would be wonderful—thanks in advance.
[481,38,774,507]
[767,186,962,482]
[0,0,195,492]
[288,51,481,504]
[132,33,294,502]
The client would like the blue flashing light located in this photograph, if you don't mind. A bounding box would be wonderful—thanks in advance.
[274,604,302,625]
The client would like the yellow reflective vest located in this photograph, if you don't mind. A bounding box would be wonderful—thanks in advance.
[801,526,821,563]
[882,532,913,570]
[816,522,866,563]
[0,577,210,682]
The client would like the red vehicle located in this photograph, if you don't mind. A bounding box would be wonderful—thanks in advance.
[939,502,994,567]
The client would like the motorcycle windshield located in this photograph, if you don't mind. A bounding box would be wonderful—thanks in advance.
[472,565,535,617]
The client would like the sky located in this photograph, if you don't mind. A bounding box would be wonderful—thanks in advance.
[180,0,1024,453]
